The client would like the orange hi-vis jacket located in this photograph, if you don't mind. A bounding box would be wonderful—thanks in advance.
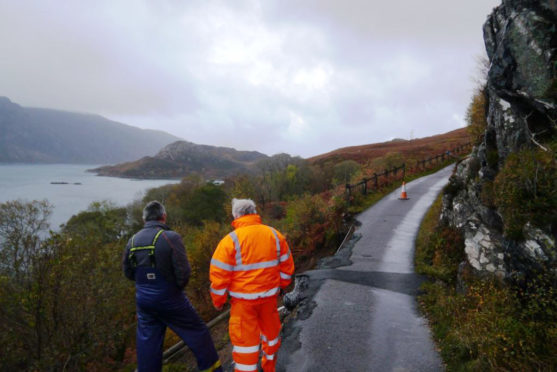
[210,214,295,308]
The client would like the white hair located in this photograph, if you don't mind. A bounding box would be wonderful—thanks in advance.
[232,198,257,219]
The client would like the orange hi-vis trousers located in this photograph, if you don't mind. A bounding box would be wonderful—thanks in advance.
[229,296,281,372]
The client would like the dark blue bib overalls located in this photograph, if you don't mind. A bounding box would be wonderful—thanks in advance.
[131,229,221,372]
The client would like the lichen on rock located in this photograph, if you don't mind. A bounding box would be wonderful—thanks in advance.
[442,0,556,279]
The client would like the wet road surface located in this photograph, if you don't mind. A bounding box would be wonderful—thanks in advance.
[277,166,454,372]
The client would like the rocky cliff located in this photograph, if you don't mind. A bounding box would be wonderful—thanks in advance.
[441,0,556,279]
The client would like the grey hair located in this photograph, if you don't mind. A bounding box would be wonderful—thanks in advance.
[232,198,257,219]
[143,201,166,221]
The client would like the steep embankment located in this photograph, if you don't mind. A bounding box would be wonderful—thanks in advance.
[91,141,269,179]
[442,1,556,285]
[0,97,179,164]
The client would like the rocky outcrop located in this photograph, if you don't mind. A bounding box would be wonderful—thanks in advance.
[91,140,268,179]
[442,0,556,278]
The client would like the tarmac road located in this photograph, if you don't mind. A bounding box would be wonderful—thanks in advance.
[276,165,454,372]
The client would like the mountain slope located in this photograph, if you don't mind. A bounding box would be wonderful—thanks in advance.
[0,97,180,164]
[309,128,470,166]
[91,140,269,179]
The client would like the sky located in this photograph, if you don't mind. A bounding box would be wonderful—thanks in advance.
[0,0,500,158]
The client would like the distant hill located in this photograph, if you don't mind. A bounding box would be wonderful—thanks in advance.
[309,128,470,166]
[0,96,180,164]
[91,140,269,179]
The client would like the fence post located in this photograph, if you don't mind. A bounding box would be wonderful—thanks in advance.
[373,173,378,188]
[363,179,367,195]
[402,163,406,180]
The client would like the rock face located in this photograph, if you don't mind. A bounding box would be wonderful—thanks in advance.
[441,0,556,278]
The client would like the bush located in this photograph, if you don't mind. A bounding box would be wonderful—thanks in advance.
[0,201,136,371]
[494,146,557,240]
[415,193,464,282]
[417,179,557,371]
[333,160,361,185]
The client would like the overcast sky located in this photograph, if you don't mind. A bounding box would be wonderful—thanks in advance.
[0,0,500,158]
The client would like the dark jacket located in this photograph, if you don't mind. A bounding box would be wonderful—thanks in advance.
[123,221,191,289]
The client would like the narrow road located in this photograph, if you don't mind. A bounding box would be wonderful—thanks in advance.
[277,165,454,372]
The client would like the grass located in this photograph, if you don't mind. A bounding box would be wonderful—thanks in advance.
[415,187,557,371]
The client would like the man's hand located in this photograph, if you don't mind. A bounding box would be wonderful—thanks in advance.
[214,304,223,311]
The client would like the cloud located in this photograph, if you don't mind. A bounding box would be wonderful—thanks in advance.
[0,0,500,158]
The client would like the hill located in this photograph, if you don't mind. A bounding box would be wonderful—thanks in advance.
[90,140,269,179]
[309,128,470,166]
[0,96,180,164]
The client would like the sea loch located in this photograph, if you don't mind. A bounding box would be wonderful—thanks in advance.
[0,164,178,229]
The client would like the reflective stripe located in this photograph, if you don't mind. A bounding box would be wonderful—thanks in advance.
[280,272,291,280]
[210,287,227,296]
[229,287,279,300]
[236,260,278,271]
[201,359,222,372]
[262,352,275,360]
[279,250,290,262]
[235,363,258,371]
[262,335,280,346]
[212,258,278,272]
[229,231,242,266]
[130,229,164,252]
[152,229,164,246]
[269,227,281,260]
[233,344,260,353]
[211,258,235,271]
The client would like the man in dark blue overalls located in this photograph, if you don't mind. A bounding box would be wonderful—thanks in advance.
[123,201,222,372]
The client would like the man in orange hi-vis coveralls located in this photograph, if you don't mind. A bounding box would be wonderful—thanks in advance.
[210,198,295,372]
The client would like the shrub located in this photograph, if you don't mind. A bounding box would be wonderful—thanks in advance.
[332,160,361,185]
[494,146,556,240]
[415,193,464,282]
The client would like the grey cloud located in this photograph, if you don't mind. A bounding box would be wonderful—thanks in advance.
[0,0,501,158]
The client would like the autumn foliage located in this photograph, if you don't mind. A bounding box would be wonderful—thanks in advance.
[0,129,471,370]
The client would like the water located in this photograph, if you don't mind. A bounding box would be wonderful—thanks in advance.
[0,164,179,229]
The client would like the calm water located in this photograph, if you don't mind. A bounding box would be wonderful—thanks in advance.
[0,164,179,229]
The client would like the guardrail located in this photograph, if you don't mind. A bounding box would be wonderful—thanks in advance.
[345,142,471,199]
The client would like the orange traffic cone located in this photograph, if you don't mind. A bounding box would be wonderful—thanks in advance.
[399,181,409,200]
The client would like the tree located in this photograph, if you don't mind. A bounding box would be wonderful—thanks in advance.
[466,88,488,144]
[0,199,51,280]
[333,160,361,185]
[183,184,228,226]
[0,200,135,371]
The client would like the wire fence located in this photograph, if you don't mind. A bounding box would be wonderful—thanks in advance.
[345,142,471,200]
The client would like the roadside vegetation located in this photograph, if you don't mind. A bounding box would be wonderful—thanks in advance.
[416,190,557,371]
[415,89,557,370]
[0,130,470,371]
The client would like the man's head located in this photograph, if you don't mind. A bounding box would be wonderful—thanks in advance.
[231,198,257,219]
[143,201,167,222]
